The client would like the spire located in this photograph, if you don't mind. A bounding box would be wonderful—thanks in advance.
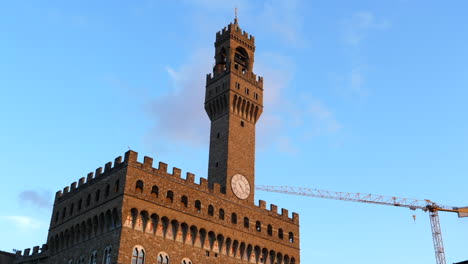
[234,7,238,24]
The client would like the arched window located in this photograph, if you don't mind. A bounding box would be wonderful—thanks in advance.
[105,184,110,197]
[208,205,214,216]
[135,180,144,193]
[76,256,85,264]
[114,180,120,193]
[219,208,225,220]
[231,213,237,224]
[157,252,169,264]
[195,200,201,213]
[70,203,74,216]
[181,258,192,264]
[151,185,159,197]
[267,225,273,236]
[132,246,145,264]
[95,189,100,202]
[181,196,188,207]
[166,190,174,203]
[234,46,249,73]
[256,221,261,232]
[89,250,97,264]
[103,246,112,264]
[244,217,249,228]
[289,232,294,243]
[278,228,284,240]
[86,194,91,207]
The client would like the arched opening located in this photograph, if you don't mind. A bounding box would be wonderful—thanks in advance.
[208,205,214,216]
[244,217,249,228]
[156,252,169,264]
[219,208,225,220]
[289,232,294,243]
[234,46,249,73]
[132,246,145,264]
[181,195,188,207]
[256,221,261,232]
[151,185,159,197]
[267,224,273,236]
[231,213,237,224]
[195,200,201,213]
[166,190,174,203]
[135,180,144,193]
[278,228,284,240]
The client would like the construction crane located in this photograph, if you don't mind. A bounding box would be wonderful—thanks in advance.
[256,185,468,264]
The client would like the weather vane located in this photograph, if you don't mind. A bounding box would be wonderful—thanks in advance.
[234,7,238,23]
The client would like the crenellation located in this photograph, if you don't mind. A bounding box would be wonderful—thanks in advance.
[115,155,122,165]
[63,186,69,194]
[143,156,153,170]
[158,161,168,173]
[104,161,112,172]
[281,208,289,218]
[95,167,103,177]
[55,190,62,199]
[32,246,39,255]
[270,204,278,214]
[78,177,85,187]
[186,172,195,183]
[172,167,181,177]
[23,248,30,256]
[124,150,138,165]
[199,178,209,190]
[70,182,77,190]
[292,213,299,224]
[86,172,94,183]
[258,200,266,209]
[15,251,21,257]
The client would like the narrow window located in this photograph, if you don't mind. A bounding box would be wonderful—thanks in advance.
[256,221,261,232]
[244,217,249,228]
[278,228,284,240]
[78,199,82,211]
[105,184,110,197]
[236,82,240,89]
[219,209,225,220]
[55,211,60,223]
[231,213,237,224]
[166,191,174,203]
[195,200,201,213]
[132,246,145,264]
[215,162,219,167]
[86,194,91,207]
[216,132,220,139]
[157,252,169,264]
[151,185,159,197]
[103,247,112,264]
[240,121,244,127]
[95,190,100,202]
[267,225,273,236]
[208,205,214,216]
[114,180,120,193]
[89,250,97,264]
[181,195,188,207]
[289,232,294,243]
[62,207,67,220]
[135,180,144,193]
[70,203,74,216]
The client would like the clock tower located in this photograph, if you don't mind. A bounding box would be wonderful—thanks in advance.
[205,17,263,204]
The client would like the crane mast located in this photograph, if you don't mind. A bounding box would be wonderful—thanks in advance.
[256,185,468,264]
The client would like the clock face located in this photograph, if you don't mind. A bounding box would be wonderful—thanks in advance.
[231,174,250,200]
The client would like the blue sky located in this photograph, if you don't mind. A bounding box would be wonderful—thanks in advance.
[1,0,467,263]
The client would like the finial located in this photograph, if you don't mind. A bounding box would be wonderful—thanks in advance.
[234,7,238,24]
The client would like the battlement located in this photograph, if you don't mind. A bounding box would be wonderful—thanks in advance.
[125,150,297,224]
[15,244,48,259]
[206,62,263,88]
[55,150,297,224]
[215,23,255,48]
[55,155,125,202]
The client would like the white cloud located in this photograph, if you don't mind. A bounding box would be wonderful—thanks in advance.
[1,216,42,231]
[259,0,305,46]
[344,11,390,46]
[18,190,52,209]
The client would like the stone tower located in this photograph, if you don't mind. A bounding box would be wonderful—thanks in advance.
[205,17,263,204]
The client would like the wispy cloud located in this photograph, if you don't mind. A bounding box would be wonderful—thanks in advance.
[1,216,42,231]
[344,11,390,46]
[259,0,305,46]
[18,190,52,209]
[145,49,211,148]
